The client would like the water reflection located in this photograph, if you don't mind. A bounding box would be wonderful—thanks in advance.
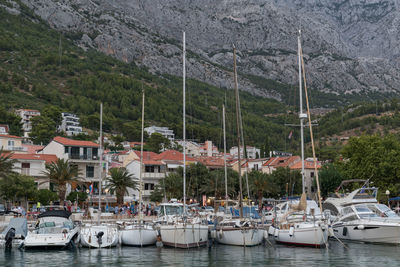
[2,241,400,266]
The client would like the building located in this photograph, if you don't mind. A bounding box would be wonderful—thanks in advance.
[0,134,27,153]
[125,157,166,203]
[40,136,101,191]
[59,112,83,136]
[290,158,322,197]
[176,140,220,157]
[15,109,40,138]
[230,146,261,159]
[0,124,9,135]
[9,153,57,189]
[262,156,301,174]
[154,150,197,173]
[144,126,174,141]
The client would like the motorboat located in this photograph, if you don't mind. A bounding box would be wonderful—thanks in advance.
[80,224,119,248]
[157,202,209,248]
[120,222,157,246]
[0,217,27,249]
[323,185,400,244]
[23,209,80,249]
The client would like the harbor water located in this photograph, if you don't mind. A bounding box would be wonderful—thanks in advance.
[2,241,400,266]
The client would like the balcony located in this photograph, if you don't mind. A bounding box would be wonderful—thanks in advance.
[143,172,165,178]
[69,153,98,161]
[7,146,27,152]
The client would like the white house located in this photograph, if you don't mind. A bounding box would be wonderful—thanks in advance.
[15,109,40,138]
[59,113,83,136]
[230,146,260,159]
[144,126,174,141]
[10,153,57,189]
[125,158,166,203]
[40,136,101,192]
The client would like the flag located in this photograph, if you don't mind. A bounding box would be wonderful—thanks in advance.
[288,131,293,139]
[89,184,93,194]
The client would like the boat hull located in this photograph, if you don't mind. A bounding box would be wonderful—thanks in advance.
[80,225,119,248]
[120,225,158,246]
[159,223,208,248]
[24,229,80,249]
[332,222,400,244]
[215,227,264,246]
[271,223,328,247]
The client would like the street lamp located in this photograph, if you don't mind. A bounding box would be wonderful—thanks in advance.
[386,190,390,207]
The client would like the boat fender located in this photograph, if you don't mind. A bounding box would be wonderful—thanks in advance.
[268,226,275,236]
[357,225,364,230]
[218,229,223,239]
[342,227,347,236]
[96,231,104,246]
[328,227,334,237]
[210,230,217,239]
[263,230,269,240]
[274,229,279,237]
[4,227,15,249]
[289,226,294,237]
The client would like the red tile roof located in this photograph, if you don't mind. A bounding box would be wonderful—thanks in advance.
[291,160,322,170]
[10,153,57,164]
[142,159,164,165]
[154,150,196,162]
[133,150,158,160]
[263,156,300,168]
[195,156,225,167]
[53,136,99,147]
[22,144,44,154]
[0,134,22,139]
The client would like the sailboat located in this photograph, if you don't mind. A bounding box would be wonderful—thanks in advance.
[269,30,328,247]
[120,90,158,246]
[158,31,209,248]
[215,45,264,247]
[80,103,119,248]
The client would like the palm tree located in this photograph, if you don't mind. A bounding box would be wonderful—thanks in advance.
[249,170,276,209]
[105,168,138,205]
[43,158,80,206]
[0,148,16,179]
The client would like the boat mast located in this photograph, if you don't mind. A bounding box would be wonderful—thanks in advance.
[98,102,103,225]
[233,45,243,218]
[183,31,187,215]
[298,30,306,195]
[139,89,145,224]
[223,104,228,211]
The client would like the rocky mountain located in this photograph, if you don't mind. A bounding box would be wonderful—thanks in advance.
[9,0,400,105]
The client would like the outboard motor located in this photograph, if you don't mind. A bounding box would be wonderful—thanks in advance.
[96,231,104,246]
[5,228,16,249]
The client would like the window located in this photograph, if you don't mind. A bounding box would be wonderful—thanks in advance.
[144,183,154,190]
[145,165,155,173]
[64,146,69,153]
[22,163,30,175]
[8,140,14,147]
[86,166,94,178]
[310,172,315,177]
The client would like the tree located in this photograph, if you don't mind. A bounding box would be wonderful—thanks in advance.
[149,184,164,203]
[163,172,183,200]
[0,107,23,136]
[36,189,58,205]
[30,105,62,145]
[0,148,15,179]
[318,164,346,198]
[43,159,81,206]
[0,173,37,210]
[67,191,88,203]
[201,168,239,200]
[105,168,138,205]
[339,135,400,200]
[270,167,302,198]
[249,170,276,208]
[145,133,171,153]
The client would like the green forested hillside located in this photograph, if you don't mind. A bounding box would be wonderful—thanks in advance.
[0,6,299,151]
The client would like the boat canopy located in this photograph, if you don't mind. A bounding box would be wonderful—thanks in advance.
[38,210,71,219]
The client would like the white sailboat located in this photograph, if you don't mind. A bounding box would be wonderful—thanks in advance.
[158,31,209,248]
[215,45,264,247]
[80,103,119,248]
[120,90,158,246]
[270,30,328,248]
